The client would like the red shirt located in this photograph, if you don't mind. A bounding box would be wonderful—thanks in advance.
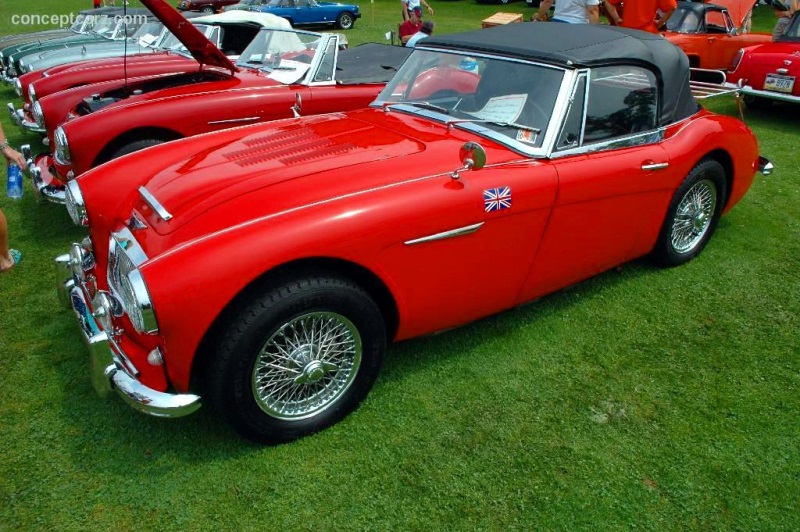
[608,0,677,33]
[399,19,422,42]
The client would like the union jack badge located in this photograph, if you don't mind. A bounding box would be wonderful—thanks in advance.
[484,186,512,213]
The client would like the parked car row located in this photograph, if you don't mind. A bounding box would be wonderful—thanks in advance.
[1,0,779,444]
[181,0,362,30]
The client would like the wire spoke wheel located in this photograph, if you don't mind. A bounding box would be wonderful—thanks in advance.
[252,311,362,420]
[670,179,717,254]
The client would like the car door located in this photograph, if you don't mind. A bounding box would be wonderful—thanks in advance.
[382,155,559,339]
[517,66,673,302]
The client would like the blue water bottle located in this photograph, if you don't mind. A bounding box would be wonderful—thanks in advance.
[6,163,23,199]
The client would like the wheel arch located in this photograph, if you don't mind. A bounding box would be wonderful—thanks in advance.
[94,126,183,166]
[191,257,400,389]
[701,148,734,208]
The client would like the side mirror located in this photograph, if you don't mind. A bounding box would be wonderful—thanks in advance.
[292,92,302,118]
[452,142,486,179]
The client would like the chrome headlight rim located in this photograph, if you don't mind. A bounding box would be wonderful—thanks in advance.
[29,82,37,103]
[120,269,158,334]
[54,125,71,164]
[13,77,22,97]
[65,180,88,227]
[32,100,44,128]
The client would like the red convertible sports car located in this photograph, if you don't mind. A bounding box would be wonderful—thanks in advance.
[727,11,800,106]
[24,11,410,202]
[57,23,771,443]
[663,0,771,70]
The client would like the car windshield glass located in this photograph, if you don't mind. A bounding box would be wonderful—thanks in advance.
[374,50,565,150]
[90,16,117,37]
[779,12,800,40]
[110,17,147,40]
[267,0,292,6]
[69,14,87,32]
[236,29,321,84]
[131,21,165,47]
[666,6,701,32]
[158,23,213,52]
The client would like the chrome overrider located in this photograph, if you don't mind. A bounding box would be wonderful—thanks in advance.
[20,144,66,204]
[6,101,45,134]
[54,231,201,418]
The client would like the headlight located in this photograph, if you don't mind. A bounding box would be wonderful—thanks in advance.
[65,180,88,226]
[29,83,37,103]
[32,101,45,128]
[13,77,22,97]
[18,60,25,73]
[0,51,5,66]
[118,269,157,334]
[108,231,158,334]
[54,126,71,164]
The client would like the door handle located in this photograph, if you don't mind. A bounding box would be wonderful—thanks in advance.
[641,161,669,171]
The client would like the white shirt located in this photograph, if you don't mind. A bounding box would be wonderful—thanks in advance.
[406,31,428,47]
[552,0,601,24]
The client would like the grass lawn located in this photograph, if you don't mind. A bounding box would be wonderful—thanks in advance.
[1,0,798,529]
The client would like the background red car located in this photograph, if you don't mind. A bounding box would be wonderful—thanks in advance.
[727,11,800,106]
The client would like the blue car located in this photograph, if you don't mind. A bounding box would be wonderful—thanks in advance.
[257,0,361,29]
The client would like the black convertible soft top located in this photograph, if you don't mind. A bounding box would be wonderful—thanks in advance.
[336,43,412,85]
[421,23,698,126]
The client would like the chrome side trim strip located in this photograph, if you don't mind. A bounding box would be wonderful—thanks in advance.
[138,186,172,222]
[207,116,260,125]
[404,222,484,246]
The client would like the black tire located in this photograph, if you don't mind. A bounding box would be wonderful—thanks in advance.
[200,6,215,13]
[742,94,772,110]
[207,275,386,444]
[110,139,165,161]
[336,12,355,30]
[651,158,726,267]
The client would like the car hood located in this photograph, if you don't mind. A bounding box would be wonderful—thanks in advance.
[141,111,435,234]
[141,0,237,73]
[710,0,757,29]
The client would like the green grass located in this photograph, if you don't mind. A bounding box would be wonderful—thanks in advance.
[1,1,799,529]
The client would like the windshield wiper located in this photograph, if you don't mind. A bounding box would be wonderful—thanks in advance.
[406,101,450,114]
[446,117,540,132]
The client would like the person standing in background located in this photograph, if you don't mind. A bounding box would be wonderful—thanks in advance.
[772,0,799,40]
[605,0,677,33]
[401,0,434,22]
[534,0,602,24]
[1,124,26,273]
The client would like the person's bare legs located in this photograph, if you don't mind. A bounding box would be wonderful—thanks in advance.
[0,209,14,270]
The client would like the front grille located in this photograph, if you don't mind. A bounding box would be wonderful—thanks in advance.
[107,237,136,301]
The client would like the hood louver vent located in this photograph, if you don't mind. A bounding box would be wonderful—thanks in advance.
[224,127,357,167]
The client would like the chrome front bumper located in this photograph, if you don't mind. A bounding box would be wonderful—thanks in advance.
[21,145,65,204]
[7,101,45,134]
[55,253,202,418]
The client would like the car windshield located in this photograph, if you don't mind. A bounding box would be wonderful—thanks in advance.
[373,50,566,150]
[111,17,148,40]
[157,24,219,52]
[666,6,701,33]
[236,29,321,84]
[69,14,88,33]
[89,16,118,37]
[130,21,165,47]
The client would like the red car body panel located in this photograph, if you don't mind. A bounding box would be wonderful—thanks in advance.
[73,103,760,394]
[665,31,771,70]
